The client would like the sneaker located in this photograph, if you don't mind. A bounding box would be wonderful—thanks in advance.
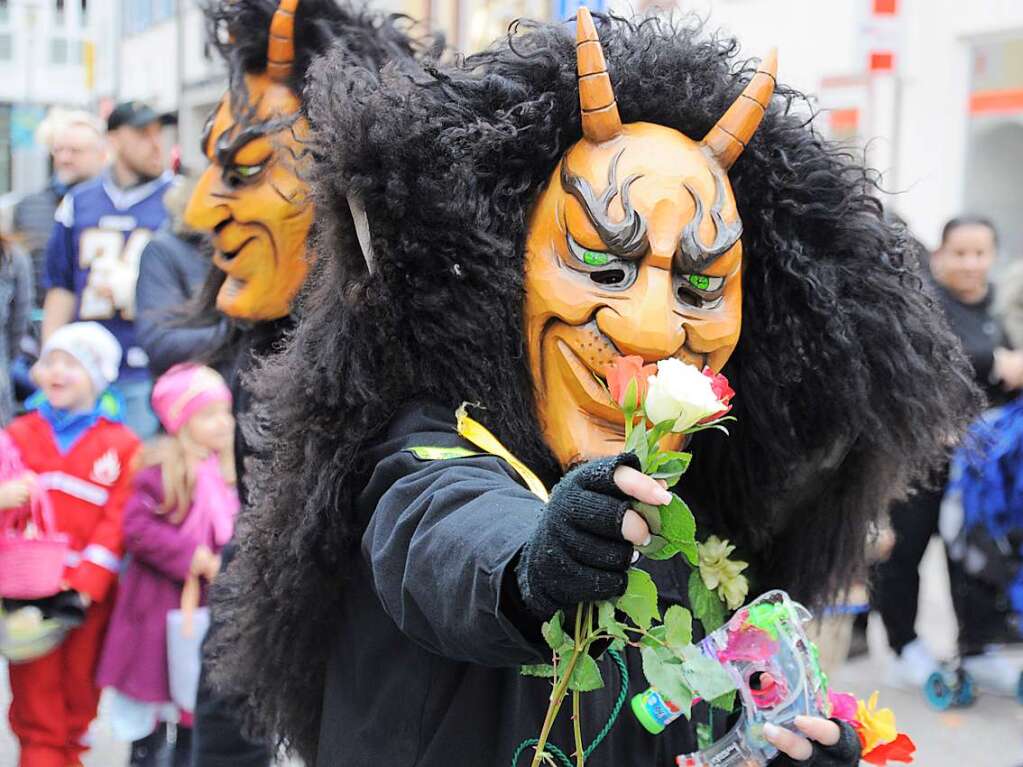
[888,638,940,688]
[962,648,1022,697]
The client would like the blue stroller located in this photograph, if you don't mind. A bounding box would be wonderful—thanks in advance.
[928,397,1023,709]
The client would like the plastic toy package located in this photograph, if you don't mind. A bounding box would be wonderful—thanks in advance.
[633,590,830,767]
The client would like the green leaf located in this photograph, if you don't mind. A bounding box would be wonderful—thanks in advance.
[609,638,626,652]
[520,663,556,678]
[625,419,649,467]
[632,502,662,536]
[650,458,691,489]
[688,570,727,633]
[680,645,736,701]
[661,450,693,464]
[651,456,691,475]
[639,644,693,716]
[541,612,568,653]
[660,495,696,547]
[566,653,605,692]
[663,605,693,651]
[645,452,672,472]
[622,377,639,418]
[643,541,681,561]
[709,689,737,712]
[639,623,667,648]
[679,540,699,566]
[596,600,629,643]
[615,568,660,630]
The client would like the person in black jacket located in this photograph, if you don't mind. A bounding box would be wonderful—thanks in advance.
[136,175,228,378]
[875,215,1023,690]
[205,9,978,767]
[175,2,430,766]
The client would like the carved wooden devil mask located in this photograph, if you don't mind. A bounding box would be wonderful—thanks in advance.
[525,8,776,468]
[185,0,314,322]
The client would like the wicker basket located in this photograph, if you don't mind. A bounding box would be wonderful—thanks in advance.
[0,488,69,600]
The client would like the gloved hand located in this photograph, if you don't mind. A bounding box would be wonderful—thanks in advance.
[515,453,667,619]
[767,718,862,766]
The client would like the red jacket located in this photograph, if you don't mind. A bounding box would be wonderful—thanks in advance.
[5,412,139,602]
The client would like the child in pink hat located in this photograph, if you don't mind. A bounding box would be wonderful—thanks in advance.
[96,363,237,764]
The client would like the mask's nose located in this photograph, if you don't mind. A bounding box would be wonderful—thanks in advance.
[183,166,230,234]
[595,265,685,361]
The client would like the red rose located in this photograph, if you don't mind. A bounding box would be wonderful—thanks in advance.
[699,367,735,423]
[862,733,916,765]
[604,356,657,408]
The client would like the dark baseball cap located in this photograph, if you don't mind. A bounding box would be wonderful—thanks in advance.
[106,101,177,131]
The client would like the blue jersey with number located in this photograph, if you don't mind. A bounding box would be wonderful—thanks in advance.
[43,170,173,381]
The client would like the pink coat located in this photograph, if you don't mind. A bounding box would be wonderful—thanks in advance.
[95,466,234,703]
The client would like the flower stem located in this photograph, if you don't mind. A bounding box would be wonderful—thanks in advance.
[530,606,585,767]
[572,605,593,766]
[572,688,583,767]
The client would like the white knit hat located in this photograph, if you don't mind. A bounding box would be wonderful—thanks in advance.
[41,322,122,395]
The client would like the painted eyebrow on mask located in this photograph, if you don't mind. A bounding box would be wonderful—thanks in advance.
[212,112,297,169]
[677,167,743,273]
[560,147,649,260]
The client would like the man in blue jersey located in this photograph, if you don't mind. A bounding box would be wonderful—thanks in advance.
[41,101,173,438]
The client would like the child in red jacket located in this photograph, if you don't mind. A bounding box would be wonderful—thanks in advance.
[0,321,140,767]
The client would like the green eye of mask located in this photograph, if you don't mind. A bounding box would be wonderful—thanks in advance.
[583,250,610,267]
[688,274,712,290]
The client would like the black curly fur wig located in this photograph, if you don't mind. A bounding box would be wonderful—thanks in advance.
[208,12,980,760]
[184,0,435,346]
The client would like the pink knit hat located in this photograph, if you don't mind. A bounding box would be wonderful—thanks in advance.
[151,363,232,435]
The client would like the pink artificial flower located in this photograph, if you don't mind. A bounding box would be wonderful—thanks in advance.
[699,367,735,423]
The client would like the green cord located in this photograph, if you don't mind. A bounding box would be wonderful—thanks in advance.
[511,649,629,767]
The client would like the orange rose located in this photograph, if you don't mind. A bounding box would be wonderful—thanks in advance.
[604,355,657,409]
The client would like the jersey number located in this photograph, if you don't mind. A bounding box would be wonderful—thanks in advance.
[78,228,151,321]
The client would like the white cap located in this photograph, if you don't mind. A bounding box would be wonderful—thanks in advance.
[41,322,122,395]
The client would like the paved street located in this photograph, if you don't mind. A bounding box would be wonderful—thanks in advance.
[0,540,1019,766]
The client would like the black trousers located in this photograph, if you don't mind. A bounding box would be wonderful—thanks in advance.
[192,541,273,767]
[873,477,1010,657]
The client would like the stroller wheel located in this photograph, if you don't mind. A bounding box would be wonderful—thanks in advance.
[952,668,975,707]
[924,671,954,710]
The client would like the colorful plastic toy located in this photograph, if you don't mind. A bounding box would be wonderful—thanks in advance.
[631,590,829,766]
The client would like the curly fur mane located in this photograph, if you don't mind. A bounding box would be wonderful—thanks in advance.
[208,13,980,760]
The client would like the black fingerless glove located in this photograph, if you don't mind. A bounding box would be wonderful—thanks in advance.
[771,720,862,766]
[515,453,640,619]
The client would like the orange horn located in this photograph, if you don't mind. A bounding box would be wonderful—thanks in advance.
[266,0,299,83]
[701,49,778,170]
[576,6,623,144]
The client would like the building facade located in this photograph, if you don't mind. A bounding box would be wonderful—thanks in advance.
[641,0,1023,258]
[0,0,113,195]
[7,0,1023,261]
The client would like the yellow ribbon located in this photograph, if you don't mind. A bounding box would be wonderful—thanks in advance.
[455,404,549,502]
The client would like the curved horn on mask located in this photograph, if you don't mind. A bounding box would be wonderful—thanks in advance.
[266,0,300,83]
[576,6,623,144]
[701,49,778,170]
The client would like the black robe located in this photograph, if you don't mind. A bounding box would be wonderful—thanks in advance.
[316,402,740,766]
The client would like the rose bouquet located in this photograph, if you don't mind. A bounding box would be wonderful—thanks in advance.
[520,356,747,766]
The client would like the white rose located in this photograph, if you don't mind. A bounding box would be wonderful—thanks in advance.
[644,358,723,432]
